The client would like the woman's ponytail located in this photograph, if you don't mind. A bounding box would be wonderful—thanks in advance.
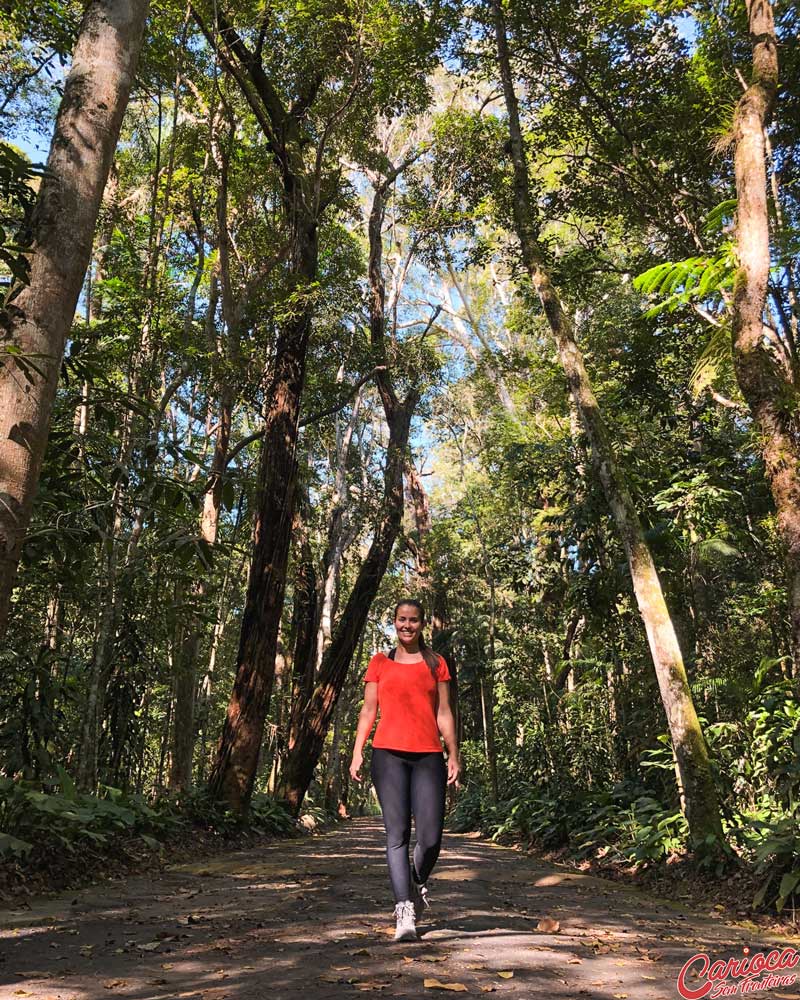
[418,633,441,680]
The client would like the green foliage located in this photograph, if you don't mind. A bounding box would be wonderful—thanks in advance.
[449,778,689,865]
[0,142,46,299]
[633,251,735,319]
[182,787,296,837]
[0,779,297,865]
[0,775,183,861]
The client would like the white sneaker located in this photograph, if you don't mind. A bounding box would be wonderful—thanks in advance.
[393,900,417,941]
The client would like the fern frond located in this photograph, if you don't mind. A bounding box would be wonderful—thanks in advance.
[690,323,731,398]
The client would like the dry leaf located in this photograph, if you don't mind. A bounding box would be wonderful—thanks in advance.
[160,963,175,970]
[497,971,514,979]
[480,988,496,994]
[614,994,629,999]
[568,958,582,964]
[148,979,168,986]
[422,954,449,963]
[102,981,127,990]
[424,979,468,992]
[353,981,391,991]
[537,917,560,933]
[137,941,161,951]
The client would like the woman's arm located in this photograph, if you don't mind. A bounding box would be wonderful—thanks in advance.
[349,682,378,782]
[436,681,461,786]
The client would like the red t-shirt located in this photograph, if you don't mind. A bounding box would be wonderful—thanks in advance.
[364,651,451,752]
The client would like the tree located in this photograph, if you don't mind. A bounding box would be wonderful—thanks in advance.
[277,147,439,815]
[729,0,800,673]
[489,0,724,851]
[0,0,150,634]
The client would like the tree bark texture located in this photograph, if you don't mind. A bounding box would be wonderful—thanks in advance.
[492,0,724,849]
[0,0,150,635]
[730,0,800,672]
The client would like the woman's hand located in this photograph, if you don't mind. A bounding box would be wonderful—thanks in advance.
[349,751,364,783]
[446,753,462,788]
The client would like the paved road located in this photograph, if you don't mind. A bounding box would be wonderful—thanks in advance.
[1,817,798,999]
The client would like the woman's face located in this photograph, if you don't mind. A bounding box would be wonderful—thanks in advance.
[394,604,423,646]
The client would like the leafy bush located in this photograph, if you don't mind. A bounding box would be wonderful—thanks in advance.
[0,772,297,865]
[0,770,184,860]
[729,809,800,913]
[448,778,690,867]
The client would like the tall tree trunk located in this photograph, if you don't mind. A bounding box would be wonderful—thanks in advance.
[314,388,362,668]
[0,0,150,634]
[405,460,448,634]
[277,164,422,816]
[207,220,318,811]
[286,509,318,751]
[730,0,800,672]
[492,1,724,850]
[277,396,414,815]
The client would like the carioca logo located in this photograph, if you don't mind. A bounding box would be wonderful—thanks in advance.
[677,946,800,999]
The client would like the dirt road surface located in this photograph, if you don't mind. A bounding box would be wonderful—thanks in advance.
[2,818,798,999]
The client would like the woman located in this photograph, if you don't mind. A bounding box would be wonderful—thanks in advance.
[349,599,461,942]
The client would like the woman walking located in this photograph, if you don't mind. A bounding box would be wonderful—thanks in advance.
[349,600,461,941]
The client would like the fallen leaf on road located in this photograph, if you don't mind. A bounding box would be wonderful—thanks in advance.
[424,980,468,992]
[79,945,94,956]
[353,981,391,991]
[568,958,583,964]
[537,917,560,933]
[614,994,629,998]
[497,971,514,979]
[421,954,449,963]
[102,981,127,990]
[137,941,161,951]
[160,962,175,969]
[480,988,496,994]
[148,979,168,986]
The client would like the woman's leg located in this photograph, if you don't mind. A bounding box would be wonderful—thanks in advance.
[409,751,447,884]
[370,748,413,902]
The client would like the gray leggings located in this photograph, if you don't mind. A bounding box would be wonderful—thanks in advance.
[370,747,447,902]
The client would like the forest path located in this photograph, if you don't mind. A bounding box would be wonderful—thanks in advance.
[2,817,798,1000]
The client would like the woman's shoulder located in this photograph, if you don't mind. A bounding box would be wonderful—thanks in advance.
[434,653,451,680]
[364,651,387,682]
